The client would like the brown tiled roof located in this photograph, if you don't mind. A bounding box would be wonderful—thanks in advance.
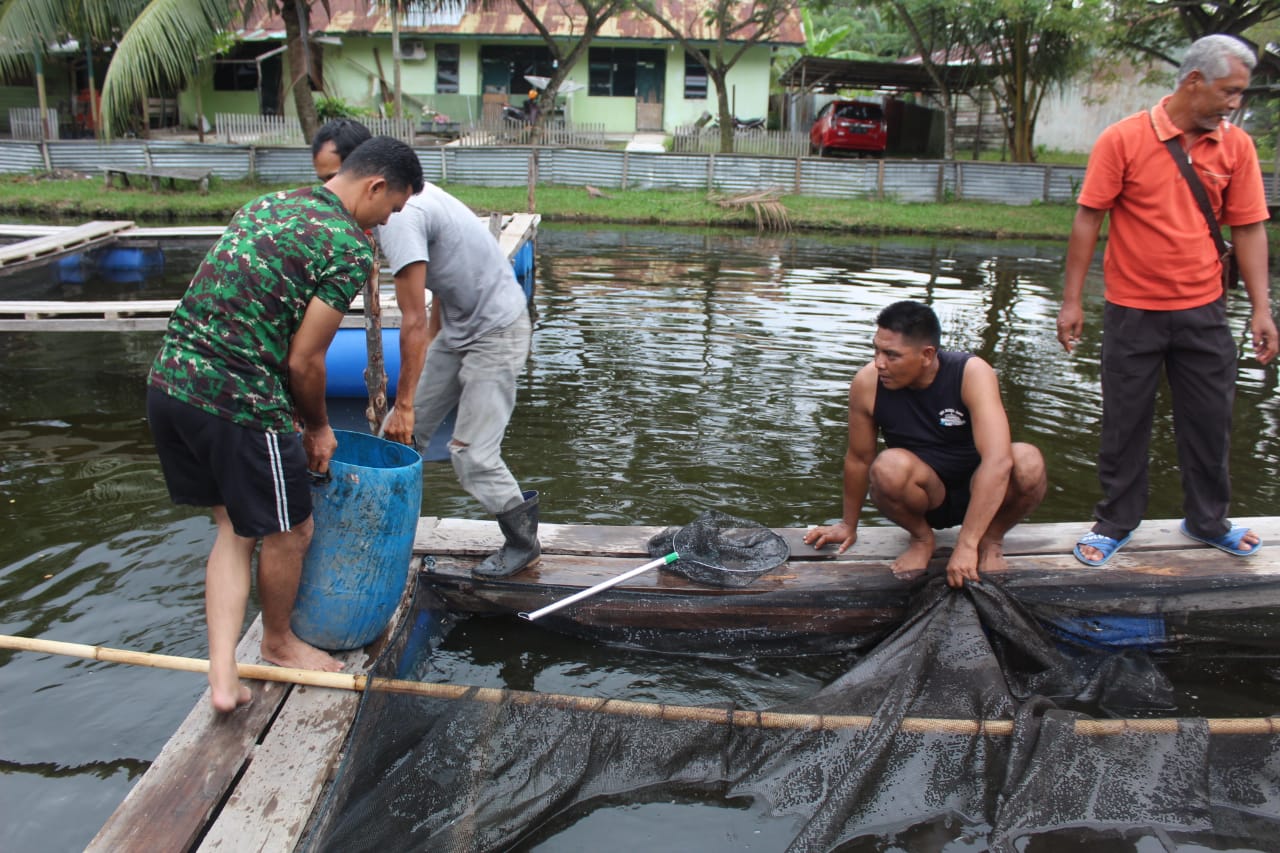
[243,0,804,46]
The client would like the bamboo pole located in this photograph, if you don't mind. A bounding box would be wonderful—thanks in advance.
[4,633,1279,737]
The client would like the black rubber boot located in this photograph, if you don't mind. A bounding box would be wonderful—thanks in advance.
[473,490,542,579]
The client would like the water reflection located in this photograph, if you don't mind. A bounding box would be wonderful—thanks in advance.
[2,223,1279,853]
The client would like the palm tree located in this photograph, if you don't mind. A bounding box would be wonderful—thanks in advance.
[0,0,148,137]
[102,1,328,140]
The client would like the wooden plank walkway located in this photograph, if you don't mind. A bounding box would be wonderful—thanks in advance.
[0,215,539,331]
[413,515,1280,566]
[87,555,425,853]
[0,220,134,273]
[90,514,1280,850]
[0,296,408,332]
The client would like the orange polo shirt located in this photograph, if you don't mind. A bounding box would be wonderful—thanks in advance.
[1077,95,1269,311]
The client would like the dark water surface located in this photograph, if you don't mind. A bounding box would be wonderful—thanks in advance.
[2,224,1279,851]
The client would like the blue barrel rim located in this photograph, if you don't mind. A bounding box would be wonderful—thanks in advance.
[329,429,423,471]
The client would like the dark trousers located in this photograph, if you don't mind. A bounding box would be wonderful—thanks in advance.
[1093,300,1236,540]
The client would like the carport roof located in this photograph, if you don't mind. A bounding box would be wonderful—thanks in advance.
[778,56,989,94]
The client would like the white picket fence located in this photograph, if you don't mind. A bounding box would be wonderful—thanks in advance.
[9,108,58,141]
[458,119,607,148]
[215,113,303,145]
[362,117,417,145]
[672,124,810,158]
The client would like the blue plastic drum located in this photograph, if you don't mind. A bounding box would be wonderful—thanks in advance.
[291,430,423,651]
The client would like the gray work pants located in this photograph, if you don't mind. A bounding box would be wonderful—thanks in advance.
[1093,300,1237,540]
[413,311,531,514]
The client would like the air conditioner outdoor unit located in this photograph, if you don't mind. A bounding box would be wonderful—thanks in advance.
[398,41,427,61]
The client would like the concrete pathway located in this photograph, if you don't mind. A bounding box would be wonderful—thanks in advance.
[625,132,667,153]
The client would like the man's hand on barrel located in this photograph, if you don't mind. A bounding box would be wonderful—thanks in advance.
[380,402,416,446]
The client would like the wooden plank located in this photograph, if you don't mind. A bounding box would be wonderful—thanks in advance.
[0,212,531,330]
[422,541,1280,596]
[195,546,433,851]
[85,620,290,853]
[0,224,66,238]
[414,517,1280,562]
[496,212,539,260]
[0,220,134,272]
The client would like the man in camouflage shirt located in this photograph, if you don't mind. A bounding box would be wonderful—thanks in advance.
[147,137,423,713]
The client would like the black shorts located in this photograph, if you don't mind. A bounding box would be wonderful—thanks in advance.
[924,479,972,530]
[147,388,311,538]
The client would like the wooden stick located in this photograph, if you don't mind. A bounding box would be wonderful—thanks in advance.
[362,242,388,433]
[4,633,1279,737]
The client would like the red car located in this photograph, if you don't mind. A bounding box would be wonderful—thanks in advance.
[810,100,887,157]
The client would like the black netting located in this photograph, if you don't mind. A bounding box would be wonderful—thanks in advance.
[302,579,1280,852]
[646,510,790,588]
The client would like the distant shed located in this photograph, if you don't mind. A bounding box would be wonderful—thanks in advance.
[777,56,1001,157]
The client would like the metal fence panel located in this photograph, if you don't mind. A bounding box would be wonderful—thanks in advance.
[0,141,49,172]
[443,147,529,186]
[712,155,800,195]
[883,161,947,203]
[542,149,626,190]
[253,147,315,184]
[624,152,708,191]
[1045,165,1087,203]
[418,149,446,183]
[797,159,881,199]
[956,162,1047,205]
[0,139,1222,210]
[48,141,148,172]
[147,142,252,179]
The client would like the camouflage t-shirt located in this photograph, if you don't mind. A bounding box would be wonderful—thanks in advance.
[148,186,371,432]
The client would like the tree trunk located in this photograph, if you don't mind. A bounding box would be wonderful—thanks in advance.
[282,0,320,141]
[712,69,733,154]
[391,3,403,119]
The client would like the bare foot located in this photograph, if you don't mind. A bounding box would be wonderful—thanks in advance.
[977,540,1009,573]
[209,663,253,714]
[891,534,935,573]
[260,631,345,673]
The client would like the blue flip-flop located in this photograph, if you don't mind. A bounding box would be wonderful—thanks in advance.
[1073,531,1132,567]
[1179,520,1261,556]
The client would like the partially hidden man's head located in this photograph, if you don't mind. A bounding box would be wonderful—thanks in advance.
[873,300,941,390]
[1177,35,1256,132]
[327,136,425,230]
[312,119,373,181]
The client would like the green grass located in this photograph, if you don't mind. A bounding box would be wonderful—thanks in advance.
[0,172,1082,239]
[10,171,1280,262]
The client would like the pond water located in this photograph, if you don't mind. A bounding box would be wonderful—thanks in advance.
[1,223,1279,852]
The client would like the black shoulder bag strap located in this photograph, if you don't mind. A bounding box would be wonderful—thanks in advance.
[1162,136,1237,292]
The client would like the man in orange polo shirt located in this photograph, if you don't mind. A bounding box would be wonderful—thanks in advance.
[1057,33,1277,567]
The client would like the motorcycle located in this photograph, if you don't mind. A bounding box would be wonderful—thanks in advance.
[701,113,767,134]
[502,101,539,126]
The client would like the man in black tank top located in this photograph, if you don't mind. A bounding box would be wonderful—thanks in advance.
[804,301,1047,587]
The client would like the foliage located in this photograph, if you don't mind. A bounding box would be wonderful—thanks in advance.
[316,95,372,121]
[964,0,1106,161]
[0,0,147,79]
[1106,0,1280,72]
[637,0,796,153]
[0,1,334,140]
[500,0,629,139]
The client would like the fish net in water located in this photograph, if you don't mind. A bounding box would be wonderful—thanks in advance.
[300,579,1280,852]
[646,510,791,588]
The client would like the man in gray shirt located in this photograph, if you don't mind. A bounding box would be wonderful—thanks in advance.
[378,184,539,578]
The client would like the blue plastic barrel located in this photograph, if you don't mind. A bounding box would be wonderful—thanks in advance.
[291,430,423,651]
[324,328,402,398]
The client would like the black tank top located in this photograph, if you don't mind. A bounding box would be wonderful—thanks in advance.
[874,350,980,484]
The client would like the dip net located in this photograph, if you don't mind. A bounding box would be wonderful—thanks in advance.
[648,510,791,588]
[301,580,1280,852]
